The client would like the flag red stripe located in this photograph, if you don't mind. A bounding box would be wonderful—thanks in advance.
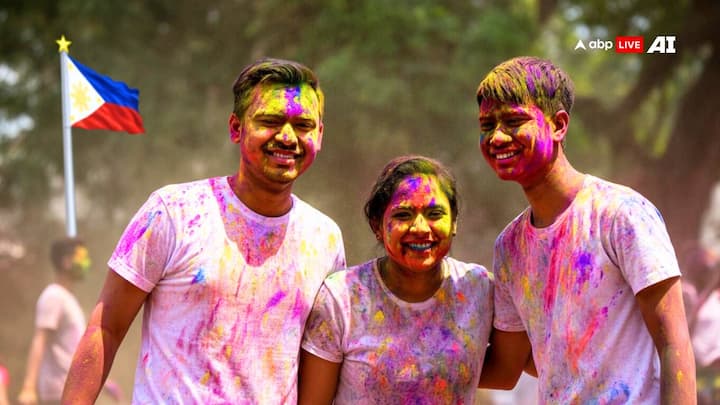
[72,103,144,134]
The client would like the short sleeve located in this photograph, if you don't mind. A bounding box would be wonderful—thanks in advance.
[610,197,681,294]
[491,241,525,332]
[108,191,176,292]
[301,284,345,363]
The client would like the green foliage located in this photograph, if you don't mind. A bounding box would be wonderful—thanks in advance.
[1,0,717,258]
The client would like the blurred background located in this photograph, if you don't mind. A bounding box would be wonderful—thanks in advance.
[1,0,718,403]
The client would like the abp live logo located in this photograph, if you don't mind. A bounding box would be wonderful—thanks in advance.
[615,36,676,54]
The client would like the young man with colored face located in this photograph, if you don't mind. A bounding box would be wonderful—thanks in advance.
[475,56,696,404]
[62,58,346,404]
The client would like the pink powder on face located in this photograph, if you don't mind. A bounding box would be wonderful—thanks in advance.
[531,107,555,156]
[284,86,303,116]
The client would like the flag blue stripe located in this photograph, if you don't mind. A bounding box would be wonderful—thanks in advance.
[69,56,140,110]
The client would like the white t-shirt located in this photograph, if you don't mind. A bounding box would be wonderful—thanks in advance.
[302,257,493,404]
[493,175,680,404]
[35,283,86,401]
[109,176,346,404]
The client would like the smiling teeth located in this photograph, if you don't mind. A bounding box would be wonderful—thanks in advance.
[272,152,295,158]
[496,152,517,160]
[408,243,432,251]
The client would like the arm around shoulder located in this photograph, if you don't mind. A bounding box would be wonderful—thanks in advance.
[298,349,341,405]
[636,276,696,405]
[478,328,533,390]
[62,270,148,405]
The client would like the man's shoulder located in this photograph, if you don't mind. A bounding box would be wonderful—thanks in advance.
[584,175,647,202]
[37,283,77,307]
[496,208,530,241]
[582,175,661,222]
[39,283,68,298]
[153,177,217,197]
[145,177,226,212]
[291,195,342,231]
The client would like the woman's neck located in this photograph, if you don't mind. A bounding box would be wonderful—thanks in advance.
[378,256,444,303]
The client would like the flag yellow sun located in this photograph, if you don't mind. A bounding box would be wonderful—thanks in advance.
[69,81,97,120]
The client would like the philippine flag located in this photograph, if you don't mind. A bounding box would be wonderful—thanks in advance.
[65,55,144,134]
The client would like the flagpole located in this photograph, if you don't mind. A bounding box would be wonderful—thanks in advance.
[57,35,77,237]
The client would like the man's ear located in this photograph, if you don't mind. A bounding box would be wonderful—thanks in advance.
[552,110,569,142]
[229,113,242,143]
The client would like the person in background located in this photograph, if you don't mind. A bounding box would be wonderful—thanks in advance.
[62,58,345,404]
[699,182,720,270]
[689,181,720,404]
[299,155,494,404]
[18,238,121,405]
[475,56,695,404]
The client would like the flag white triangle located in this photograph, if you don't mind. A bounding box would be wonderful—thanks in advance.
[66,58,104,124]
[574,39,587,50]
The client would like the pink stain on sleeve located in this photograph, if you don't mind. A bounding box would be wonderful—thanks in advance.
[188,214,201,228]
[117,209,162,255]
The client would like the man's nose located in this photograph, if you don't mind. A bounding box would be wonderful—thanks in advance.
[486,127,513,145]
[275,123,298,144]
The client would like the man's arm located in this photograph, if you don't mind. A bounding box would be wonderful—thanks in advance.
[62,270,147,405]
[298,349,341,405]
[17,328,49,405]
[636,276,696,405]
[478,328,533,389]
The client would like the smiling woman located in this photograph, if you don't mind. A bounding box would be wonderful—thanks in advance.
[298,155,495,404]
